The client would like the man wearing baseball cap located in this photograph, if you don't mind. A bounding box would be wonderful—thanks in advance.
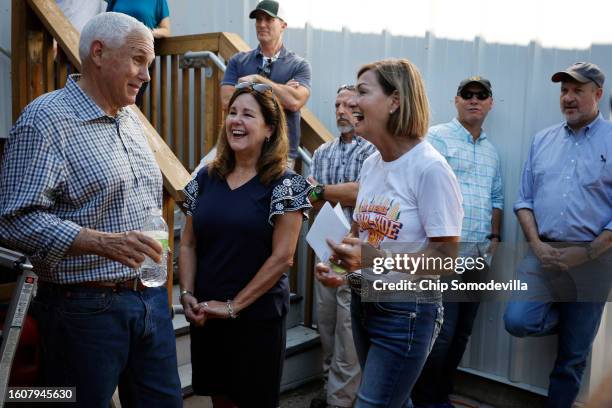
[505,62,612,407]
[413,76,503,408]
[221,0,312,168]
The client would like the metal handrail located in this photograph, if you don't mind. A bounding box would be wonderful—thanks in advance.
[0,46,10,59]
[183,50,226,73]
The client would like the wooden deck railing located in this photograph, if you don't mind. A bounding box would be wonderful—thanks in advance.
[8,0,334,326]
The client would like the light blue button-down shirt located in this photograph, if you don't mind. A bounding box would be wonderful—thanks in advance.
[514,113,612,241]
[428,118,504,246]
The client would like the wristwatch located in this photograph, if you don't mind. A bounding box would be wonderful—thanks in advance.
[486,233,501,241]
[310,184,326,201]
[179,289,193,301]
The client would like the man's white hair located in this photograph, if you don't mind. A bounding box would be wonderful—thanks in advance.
[79,12,153,62]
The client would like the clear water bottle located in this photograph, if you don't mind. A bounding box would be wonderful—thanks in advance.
[139,208,168,287]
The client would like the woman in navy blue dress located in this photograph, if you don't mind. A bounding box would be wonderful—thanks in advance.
[178,82,313,408]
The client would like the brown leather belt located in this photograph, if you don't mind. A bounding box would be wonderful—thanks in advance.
[40,278,149,292]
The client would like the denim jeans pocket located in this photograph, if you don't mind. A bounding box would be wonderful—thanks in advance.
[59,290,114,318]
[428,305,444,354]
[373,301,418,318]
[370,301,418,358]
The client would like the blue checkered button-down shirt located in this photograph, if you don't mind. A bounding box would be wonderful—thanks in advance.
[427,118,503,246]
[0,75,162,284]
[310,135,376,221]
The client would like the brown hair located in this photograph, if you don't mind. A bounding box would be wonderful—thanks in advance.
[357,58,430,139]
[209,86,288,185]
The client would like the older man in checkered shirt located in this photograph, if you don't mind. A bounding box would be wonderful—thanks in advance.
[413,76,504,408]
[308,85,376,408]
[0,13,181,407]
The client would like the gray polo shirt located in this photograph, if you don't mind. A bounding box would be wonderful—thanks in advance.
[221,45,312,159]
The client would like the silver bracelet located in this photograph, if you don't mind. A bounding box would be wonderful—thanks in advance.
[226,299,238,319]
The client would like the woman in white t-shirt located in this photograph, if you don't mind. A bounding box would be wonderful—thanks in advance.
[315,58,463,408]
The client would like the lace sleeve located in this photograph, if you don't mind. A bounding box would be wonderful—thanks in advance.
[268,173,314,225]
[182,177,199,216]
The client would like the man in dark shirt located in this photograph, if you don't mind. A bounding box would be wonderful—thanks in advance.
[221,0,311,168]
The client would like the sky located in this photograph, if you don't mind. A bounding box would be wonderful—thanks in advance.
[280,0,612,49]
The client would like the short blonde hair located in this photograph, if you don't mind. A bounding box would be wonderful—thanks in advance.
[358,58,429,139]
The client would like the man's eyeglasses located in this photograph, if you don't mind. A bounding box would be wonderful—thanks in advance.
[459,89,491,101]
[257,58,273,78]
[235,81,273,94]
[337,84,356,94]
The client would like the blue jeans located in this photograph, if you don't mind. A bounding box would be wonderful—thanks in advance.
[412,301,480,406]
[351,292,443,408]
[503,249,610,408]
[32,285,182,408]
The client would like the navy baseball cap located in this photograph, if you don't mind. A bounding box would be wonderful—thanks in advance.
[552,62,605,88]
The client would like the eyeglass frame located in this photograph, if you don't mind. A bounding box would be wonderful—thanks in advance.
[257,58,274,78]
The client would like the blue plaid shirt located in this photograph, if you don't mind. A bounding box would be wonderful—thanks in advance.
[310,134,376,221]
[0,75,162,284]
[427,118,503,247]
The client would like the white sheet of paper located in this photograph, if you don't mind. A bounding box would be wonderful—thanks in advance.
[306,202,350,262]
[334,203,351,230]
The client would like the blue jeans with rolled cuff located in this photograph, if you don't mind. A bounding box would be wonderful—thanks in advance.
[350,292,443,408]
[503,248,612,408]
[31,284,182,408]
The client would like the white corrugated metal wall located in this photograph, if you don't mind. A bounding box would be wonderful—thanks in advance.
[1,0,611,401]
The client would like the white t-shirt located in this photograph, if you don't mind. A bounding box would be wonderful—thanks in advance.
[354,141,463,281]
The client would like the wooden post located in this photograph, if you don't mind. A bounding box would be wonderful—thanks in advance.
[204,66,217,155]
[12,0,30,121]
[27,30,44,101]
[212,67,223,148]
[182,68,190,170]
[163,191,175,309]
[171,55,179,155]
[160,55,168,143]
[150,58,158,129]
[42,30,55,92]
[194,68,202,165]
[56,48,68,88]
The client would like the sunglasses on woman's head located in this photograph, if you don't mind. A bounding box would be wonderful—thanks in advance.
[458,89,491,101]
[235,82,273,94]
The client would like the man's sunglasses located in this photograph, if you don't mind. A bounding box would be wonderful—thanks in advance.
[257,58,273,78]
[235,81,273,94]
[459,89,491,100]
[337,84,356,93]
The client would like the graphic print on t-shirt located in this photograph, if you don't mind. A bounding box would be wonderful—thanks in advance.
[355,196,403,247]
